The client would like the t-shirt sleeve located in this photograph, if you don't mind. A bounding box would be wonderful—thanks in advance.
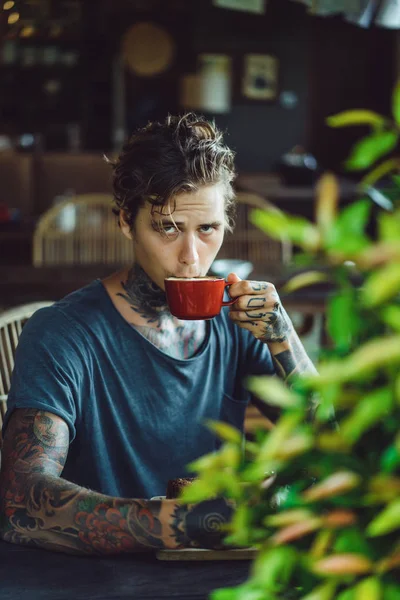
[3,307,85,442]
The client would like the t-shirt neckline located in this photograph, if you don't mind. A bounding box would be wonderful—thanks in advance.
[95,278,213,363]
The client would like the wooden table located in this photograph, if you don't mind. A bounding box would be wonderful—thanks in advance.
[0,541,252,600]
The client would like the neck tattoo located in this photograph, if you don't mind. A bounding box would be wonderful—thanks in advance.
[117,264,169,327]
[116,265,206,359]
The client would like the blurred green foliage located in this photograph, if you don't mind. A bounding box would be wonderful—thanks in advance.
[179,83,400,599]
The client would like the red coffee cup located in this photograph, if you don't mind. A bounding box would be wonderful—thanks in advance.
[164,277,237,320]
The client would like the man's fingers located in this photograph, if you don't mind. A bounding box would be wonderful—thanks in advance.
[235,296,267,310]
[230,310,275,321]
[228,280,271,299]
[226,272,241,284]
[231,320,257,332]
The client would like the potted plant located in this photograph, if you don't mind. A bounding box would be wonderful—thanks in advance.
[180,84,400,599]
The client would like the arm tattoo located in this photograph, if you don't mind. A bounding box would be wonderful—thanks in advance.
[117,264,169,327]
[272,349,309,383]
[0,410,166,554]
[0,410,232,554]
[170,499,234,549]
[272,330,318,385]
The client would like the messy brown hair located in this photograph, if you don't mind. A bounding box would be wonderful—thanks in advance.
[110,113,237,232]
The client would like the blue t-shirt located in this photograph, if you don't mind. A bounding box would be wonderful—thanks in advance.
[4,280,275,499]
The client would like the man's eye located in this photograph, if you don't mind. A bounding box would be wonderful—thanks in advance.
[199,225,215,234]
[163,225,179,235]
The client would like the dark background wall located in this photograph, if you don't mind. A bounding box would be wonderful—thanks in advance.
[184,0,311,174]
[0,0,397,174]
[73,0,400,173]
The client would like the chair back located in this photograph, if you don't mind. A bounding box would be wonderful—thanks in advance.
[33,194,134,266]
[0,302,53,438]
[219,192,292,265]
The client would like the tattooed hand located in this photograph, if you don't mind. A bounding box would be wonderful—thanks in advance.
[227,273,293,344]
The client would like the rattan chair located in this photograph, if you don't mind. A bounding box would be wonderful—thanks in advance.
[220,192,292,266]
[0,302,53,443]
[33,194,134,267]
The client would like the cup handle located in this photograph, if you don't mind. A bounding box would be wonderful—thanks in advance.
[221,281,238,307]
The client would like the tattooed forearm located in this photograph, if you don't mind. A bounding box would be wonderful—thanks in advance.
[270,327,318,383]
[272,349,313,384]
[0,409,233,554]
[1,470,168,555]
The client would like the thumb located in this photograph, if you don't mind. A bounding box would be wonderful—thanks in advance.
[226,272,241,284]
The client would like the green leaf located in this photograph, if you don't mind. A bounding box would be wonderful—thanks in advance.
[257,412,303,461]
[340,387,393,444]
[355,578,382,600]
[381,304,400,332]
[228,505,255,548]
[252,546,297,588]
[204,420,243,446]
[283,271,329,293]
[210,587,241,600]
[325,199,371,254]
[216,444,242,470]
[336,587,356,600]
[346,131,398,171]
[392,174,400,187]
[392,80,400,125]
[300,582,337,600]
[311,335,400,386]
[359,158,399,189]
[210,585,266,600]
[326,110,385,129]
[361,262,400,307]
[378,210,400,243]
[380,444,400,474]
[367,498,400,536]
[179,478,219,503]
[337,199,371,236]
[250,209,320,252]
[334,527,373,555]
[327,288,359,351]
[315,173,339,236]
[187,451,221,473]
[246,375,301,409]
[381,305,400,332]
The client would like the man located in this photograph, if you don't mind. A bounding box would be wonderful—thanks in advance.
[0,114,317,555]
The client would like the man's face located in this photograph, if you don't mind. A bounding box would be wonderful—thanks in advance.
[123,184,227,290]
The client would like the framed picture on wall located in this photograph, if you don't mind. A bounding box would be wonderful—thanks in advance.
[241,54,279,102]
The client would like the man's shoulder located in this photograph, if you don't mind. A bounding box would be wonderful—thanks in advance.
[22,280,108,341]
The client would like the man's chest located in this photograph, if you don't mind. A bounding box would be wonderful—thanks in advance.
[132,320,207,359]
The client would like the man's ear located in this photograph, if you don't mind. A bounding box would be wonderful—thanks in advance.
[120,210,133,240]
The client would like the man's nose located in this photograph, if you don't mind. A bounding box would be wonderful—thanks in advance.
[178,233,199,265]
